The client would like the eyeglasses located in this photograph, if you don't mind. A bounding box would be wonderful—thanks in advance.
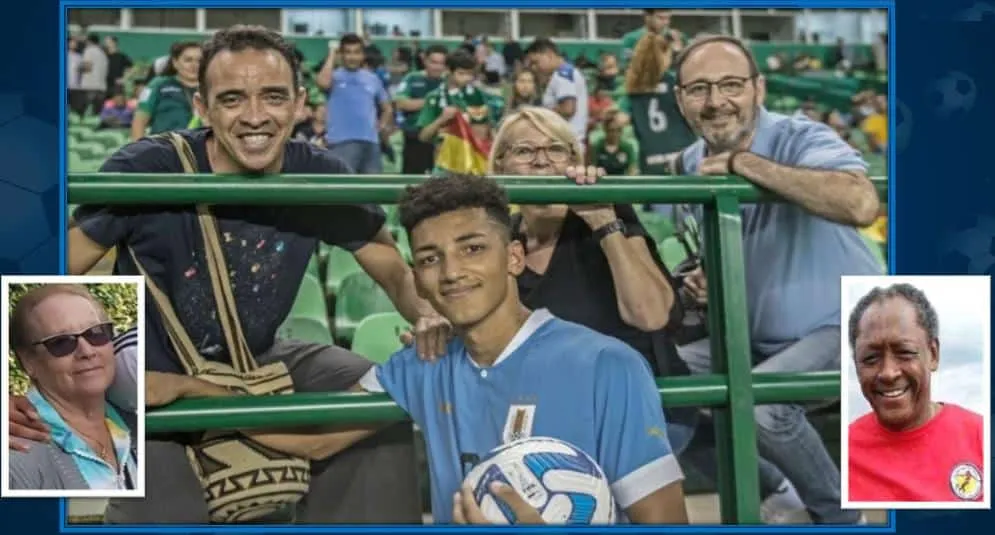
[679,76,755,101]
[32,322,115,358]
[505,142,574,164]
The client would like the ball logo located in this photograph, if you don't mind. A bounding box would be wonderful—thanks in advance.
[949,463,982,500]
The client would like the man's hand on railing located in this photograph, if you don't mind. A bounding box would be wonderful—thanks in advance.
[7,394,49,452]
[453,483,545,525]
[697,152,735,176]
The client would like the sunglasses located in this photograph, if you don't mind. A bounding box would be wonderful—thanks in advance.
[32,322,115,358]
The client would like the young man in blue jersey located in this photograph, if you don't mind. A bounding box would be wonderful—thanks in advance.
[355,173,689,524]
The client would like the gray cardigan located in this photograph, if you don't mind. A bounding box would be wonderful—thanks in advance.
[8,408,138,491]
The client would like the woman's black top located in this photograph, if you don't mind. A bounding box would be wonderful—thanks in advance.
[513,204,690,380]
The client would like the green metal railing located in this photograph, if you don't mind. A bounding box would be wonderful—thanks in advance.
[67,174,888,524]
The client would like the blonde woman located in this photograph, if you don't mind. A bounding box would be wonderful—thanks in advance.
[488,106,698,454]
[7,285,138,491]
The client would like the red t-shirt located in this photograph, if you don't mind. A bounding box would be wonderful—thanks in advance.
[848,403,985,503]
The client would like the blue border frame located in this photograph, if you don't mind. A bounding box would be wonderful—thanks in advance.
[59,2,67,275]
[59,0,898,531]
[58,495,898,534]
[886,2,896,273]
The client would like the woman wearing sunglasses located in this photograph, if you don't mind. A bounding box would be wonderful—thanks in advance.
[6,284,138,491]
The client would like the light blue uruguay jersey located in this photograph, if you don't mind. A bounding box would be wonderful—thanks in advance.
[359,309,683,523]
[680,107,884,356]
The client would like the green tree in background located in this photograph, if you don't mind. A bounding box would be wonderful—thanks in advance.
[7,282,138,395]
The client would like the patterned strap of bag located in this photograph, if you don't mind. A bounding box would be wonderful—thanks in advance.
[128,132,311,523]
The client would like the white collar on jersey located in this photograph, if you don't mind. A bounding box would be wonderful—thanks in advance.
[466,308,555,369]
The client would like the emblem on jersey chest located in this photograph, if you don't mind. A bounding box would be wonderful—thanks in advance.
[949,462,982,500]
[502,404,536,444]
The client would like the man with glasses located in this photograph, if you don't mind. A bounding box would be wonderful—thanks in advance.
[6,285,138,491]
[668,35,882,524]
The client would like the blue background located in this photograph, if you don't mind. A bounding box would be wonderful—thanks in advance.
[1,0,992,533]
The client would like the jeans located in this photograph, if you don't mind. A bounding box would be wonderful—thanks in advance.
[327,140,384,175]
[677,326,859,524]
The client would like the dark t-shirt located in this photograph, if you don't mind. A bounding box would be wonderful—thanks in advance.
[514,205,696,429]
[74,128,385,373]
[513,205,688,378]
[106,52,133,91]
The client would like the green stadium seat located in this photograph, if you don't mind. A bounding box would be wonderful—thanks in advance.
[77,159,104,173]
[277,316,333,345]
[318,241,332,263]
[305,254,321,278]
[72,141,107,160]
[383,204,401,227]
[68,124,90,139]
[324,245,364,297]
[334,272,397,343]
[350,312,411,364]
[88,130,128,150]
[68,113,81,126]
[658,236,687,272]
[68,152,86,173]
[287,272,329,327]
[81,115,100,128]
[637,212,675,244]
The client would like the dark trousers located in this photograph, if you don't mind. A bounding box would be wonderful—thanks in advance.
[402,132,436,176]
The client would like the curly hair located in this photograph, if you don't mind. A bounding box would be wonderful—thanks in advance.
[625,32,672,94]
[847,283,940,350]
[199,25,300,98]
[398,174,512,239]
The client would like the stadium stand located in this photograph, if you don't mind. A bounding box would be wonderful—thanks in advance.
[60,7,890,525]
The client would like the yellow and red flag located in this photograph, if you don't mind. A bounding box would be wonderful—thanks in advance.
[434,112,492,176]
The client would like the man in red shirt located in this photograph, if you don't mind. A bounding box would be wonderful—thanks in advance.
[847,282,985,503]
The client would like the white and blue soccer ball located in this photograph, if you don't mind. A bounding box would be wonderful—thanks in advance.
[462,436,615,524]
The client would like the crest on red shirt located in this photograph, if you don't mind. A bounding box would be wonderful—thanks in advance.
[950,463,983,500]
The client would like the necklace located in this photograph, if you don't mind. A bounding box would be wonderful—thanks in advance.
[75,425,117,469]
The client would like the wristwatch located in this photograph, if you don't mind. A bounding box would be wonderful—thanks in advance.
[593,219,627,242]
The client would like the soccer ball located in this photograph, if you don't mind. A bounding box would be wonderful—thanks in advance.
[462,436,616,525]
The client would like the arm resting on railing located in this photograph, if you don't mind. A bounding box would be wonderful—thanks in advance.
[239,383,386,460]
[730,151,879,228]
[148,372,387,460]
[243,423,386,461]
